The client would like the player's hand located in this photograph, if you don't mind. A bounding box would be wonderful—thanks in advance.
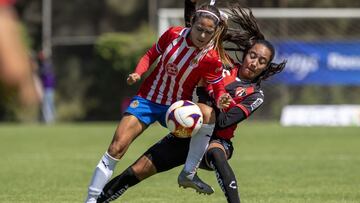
[127,73,141,85]
[217,93,233,109]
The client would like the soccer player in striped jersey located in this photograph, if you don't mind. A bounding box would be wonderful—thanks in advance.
[84,4,232,203]
[95,4,286,203]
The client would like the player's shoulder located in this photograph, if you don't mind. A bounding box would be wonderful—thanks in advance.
[159,26,187,45]
[253,83,265,98]
[205,49,220,59]
[167,26,187,35]
[202,50,221,65]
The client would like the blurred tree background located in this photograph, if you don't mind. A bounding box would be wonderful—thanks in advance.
[1,0,359,121]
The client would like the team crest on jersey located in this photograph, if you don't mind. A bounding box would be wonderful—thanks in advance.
[165,63,178,76]
[235,87,246,97]
[130,100,139,108]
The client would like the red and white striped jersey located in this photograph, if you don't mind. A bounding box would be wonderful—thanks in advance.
[135,26,224,105]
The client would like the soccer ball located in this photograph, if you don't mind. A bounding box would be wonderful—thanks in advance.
[165,100,203,138]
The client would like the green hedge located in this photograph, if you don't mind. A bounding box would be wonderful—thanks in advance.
[95,25,156,72]
[54,26,157,121]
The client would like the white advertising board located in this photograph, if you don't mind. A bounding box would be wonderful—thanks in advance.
[280,105,360,126]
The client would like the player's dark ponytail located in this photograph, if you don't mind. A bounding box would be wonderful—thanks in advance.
[224,6,265,51]
[184,0,196,27]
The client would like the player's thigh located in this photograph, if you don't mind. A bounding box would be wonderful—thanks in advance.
[196,102,215,124]
[208,142,227,159]
[208,138,234,160]
[143,134,190,173]
[201,139,233,170]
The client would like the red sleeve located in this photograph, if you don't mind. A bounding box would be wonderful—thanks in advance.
[134,26,180,76]
[205,83,214,98]
[203,58,226,104]
[134,44,161,76]
[211,79,226,104]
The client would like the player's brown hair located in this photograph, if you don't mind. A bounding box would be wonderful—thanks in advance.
[191,4,232,67]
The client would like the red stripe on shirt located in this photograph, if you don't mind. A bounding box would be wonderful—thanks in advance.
[236,104,250,117]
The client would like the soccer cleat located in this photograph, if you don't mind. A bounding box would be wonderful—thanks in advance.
[178,170,214,195]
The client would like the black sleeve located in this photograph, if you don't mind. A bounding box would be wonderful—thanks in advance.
[184,0,196,27]
[216,91,264,129]
[216,107,246,129]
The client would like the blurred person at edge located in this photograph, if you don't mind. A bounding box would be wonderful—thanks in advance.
[38,51,56,124]
[0,0,41,119]
[37,51,56,124]
[84,3,232,203]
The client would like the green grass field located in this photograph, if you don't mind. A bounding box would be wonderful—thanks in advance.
[0,122,359,203]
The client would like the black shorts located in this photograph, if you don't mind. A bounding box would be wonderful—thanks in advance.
[143,134,234,172]
[201,135,234,171]
[196,87,214,107]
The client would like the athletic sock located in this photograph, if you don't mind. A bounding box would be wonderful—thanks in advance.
[96,167,140,203]
[208,148,240,203]
[183,123,214,178]
[85,152,119,203]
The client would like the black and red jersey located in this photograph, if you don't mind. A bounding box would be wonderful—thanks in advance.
[206,64,264,140]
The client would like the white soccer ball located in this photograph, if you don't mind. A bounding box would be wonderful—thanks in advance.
[165,100,203,138]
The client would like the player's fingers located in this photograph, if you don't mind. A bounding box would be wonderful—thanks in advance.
[127,75,135,85]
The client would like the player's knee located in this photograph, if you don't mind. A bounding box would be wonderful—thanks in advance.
[131,155,157,180]
[107,143,127,159]
[206,147,227,165]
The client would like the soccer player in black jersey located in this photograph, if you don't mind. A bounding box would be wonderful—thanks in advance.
[96,1,286,203]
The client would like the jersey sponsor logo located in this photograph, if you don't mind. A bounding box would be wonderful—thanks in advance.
[130,100,139,108]
[250,98,263,111]
[165,63,178,76]
[235,87,246,97]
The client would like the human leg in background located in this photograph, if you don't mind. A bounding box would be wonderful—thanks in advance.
[41,87,55,123]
